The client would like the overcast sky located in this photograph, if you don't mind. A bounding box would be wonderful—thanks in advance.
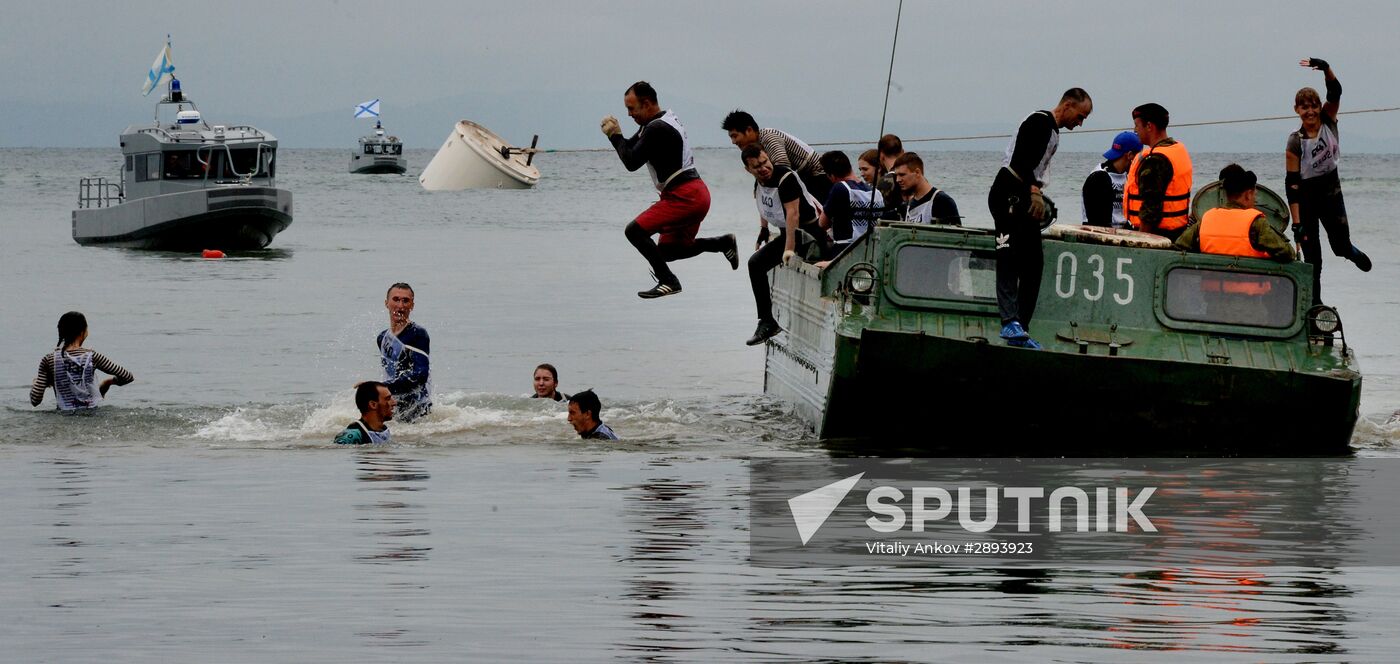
[6,0,1400,150]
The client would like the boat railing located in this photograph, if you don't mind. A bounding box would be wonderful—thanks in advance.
[77,177,124,209]
[136,127,178,142]
[196,141,275,184]
[220,125,266,139]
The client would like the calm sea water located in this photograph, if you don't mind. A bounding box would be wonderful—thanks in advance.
[2,147,1399,661]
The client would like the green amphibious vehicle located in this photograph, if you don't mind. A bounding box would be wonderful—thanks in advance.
[763,188,1361,454]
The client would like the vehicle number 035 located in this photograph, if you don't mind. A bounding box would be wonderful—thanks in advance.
[1053,252,1134,305]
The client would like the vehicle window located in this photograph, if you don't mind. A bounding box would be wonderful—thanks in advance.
[1164,268,1296,328]
[893,245,997,302]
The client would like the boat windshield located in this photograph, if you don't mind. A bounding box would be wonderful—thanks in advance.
[893,245,997,303]
[162,151,205,180]
[200,147,275,181]
[1163,268,1296,328]
[364,143,402,155]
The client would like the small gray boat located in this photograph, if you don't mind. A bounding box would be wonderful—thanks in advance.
[350,120,406,174]
[72,78,292,250]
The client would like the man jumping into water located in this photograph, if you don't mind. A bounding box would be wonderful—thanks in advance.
[602,81,738,298]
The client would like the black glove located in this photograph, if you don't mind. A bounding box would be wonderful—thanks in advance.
[1308,57,1330,71]
[756,226,771,248]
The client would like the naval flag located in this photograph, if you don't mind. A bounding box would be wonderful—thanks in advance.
[141,40,176,97]
[354,99,381,119]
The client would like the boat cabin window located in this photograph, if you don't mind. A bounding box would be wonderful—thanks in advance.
[1163,268,1296,328]
[125,156,133,172]
[389,144,402,155]
[134,153,159,182]
[162,151,206,180]
[202,147,273,180]
[893,245,997,303]
[364,144,376,155]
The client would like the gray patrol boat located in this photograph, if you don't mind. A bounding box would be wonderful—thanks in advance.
[73,78,293,250]
[350,120,406,174]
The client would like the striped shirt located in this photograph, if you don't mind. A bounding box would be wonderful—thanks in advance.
[30,349,134,407]
[759,128,824,179]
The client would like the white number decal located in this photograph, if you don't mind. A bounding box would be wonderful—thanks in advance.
[1053,252,1135,304]
[1114,258,1135,305]
[1055,252,1078,299]
[1082,255,1105,301]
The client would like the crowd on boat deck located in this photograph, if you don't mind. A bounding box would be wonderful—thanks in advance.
[600,58,1370,349]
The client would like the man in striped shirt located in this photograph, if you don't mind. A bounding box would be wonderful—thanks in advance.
[723,110,831,202]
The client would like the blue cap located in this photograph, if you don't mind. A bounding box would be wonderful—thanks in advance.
[1103,131,1143,160]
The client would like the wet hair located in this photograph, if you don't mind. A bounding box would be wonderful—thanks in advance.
[819,151,853,178]
[892,152,924,173]
[1132,103,1170,130]
[354,381,389,413]
[878,134,904,157]
[626,81,658,104]
[722,110,759,134]
[386,282,414,297]
[741,143,766,164]
[568,389,602,422]
[1060,87,1092,105]
[1295,87,1322,108]
[57,311,87,348]
[535,363,558,382]
[1218,164,1257,197]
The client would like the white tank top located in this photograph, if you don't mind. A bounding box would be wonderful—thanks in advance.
[1299,122,1340,180]
[755,170,819,226]
[900,188,947,225]
[1002,110,1059,185]
[354,420,392,445]
[53,349,99,410]
[645,110,695,191]
[1080,163,1129,228]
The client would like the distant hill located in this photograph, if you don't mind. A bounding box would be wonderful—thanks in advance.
[8,91,1400,153]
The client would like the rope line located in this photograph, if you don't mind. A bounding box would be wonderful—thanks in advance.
[522,106,1400,154]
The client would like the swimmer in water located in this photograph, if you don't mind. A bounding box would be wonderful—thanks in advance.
[530,363,568,402]
[30,311,134,410]
[334,381,395,445]
[378,282,431,422]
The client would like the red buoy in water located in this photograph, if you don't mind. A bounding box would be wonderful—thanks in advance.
[202,249,225,259]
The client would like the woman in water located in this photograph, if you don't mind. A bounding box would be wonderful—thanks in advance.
[30,311,134,410]
[530,363,567,402]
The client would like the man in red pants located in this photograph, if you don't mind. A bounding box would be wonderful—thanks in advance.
[603,81,738,298]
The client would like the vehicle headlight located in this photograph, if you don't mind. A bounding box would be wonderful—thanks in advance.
[1308,305,1341,334]
[846,265,877,294]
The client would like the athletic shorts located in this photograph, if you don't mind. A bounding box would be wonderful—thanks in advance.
[634,178,711,246]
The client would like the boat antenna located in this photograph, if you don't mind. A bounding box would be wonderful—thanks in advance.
[876,0,904,146]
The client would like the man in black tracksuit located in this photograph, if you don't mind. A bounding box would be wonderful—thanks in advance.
[987,88,1093,350]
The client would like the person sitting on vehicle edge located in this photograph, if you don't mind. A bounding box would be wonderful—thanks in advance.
[742,144,829,347]
[567,389,618,440]
[334,381,396,445]
[1175,164,1295,262]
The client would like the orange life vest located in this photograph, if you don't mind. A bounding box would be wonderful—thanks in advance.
[1198,208,1270,259]
[1125,141,1193,231]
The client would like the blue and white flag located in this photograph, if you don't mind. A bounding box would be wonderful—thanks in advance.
[354,99,381,119]
[141,40,176,97]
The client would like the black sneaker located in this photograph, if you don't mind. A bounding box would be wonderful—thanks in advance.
[1351,245,1373,272]
[745,319,782,346]
[722,234,739,270]
[638,280,682,299]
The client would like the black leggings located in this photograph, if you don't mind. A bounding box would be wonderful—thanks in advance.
[1295,187,1353,305]
[624,221,729,284]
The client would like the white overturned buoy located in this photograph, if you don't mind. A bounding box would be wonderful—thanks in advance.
[419,120,540,190]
